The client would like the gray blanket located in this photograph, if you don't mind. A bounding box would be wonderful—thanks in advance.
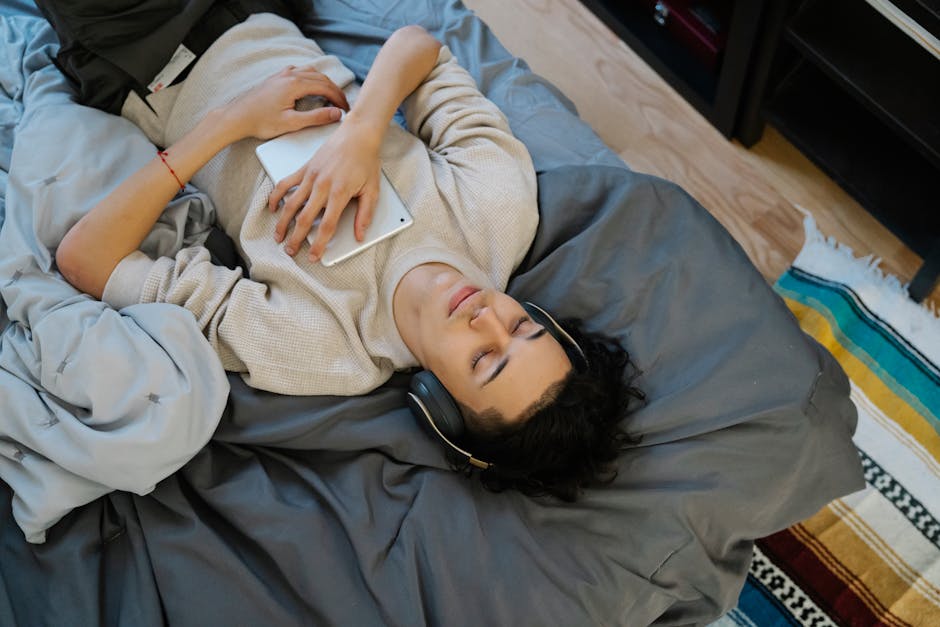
[0,1,864,625]
[0,14,230,543]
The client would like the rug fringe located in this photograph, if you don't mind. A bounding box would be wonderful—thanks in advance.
[792,206,939,364]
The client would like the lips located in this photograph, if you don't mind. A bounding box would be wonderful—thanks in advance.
[448,286,480,316]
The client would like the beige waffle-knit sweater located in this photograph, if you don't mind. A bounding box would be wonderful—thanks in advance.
[102,14,538,396]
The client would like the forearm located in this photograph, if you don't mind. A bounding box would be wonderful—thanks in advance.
[344,25,442,138]
[57,108,239,299]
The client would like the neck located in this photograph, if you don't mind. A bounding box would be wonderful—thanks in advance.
[392,262,458,365]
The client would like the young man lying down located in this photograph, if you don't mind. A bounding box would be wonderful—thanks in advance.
[55,14,643,500]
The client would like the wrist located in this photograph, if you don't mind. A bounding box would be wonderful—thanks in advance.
[208,105,250,146]
[342,110,388,151]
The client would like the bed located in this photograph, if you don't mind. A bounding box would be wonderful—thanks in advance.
[0,1,864,625]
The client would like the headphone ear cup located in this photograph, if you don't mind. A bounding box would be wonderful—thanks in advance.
[408,370,466,442]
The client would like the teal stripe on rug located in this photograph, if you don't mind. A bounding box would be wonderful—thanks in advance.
[775,269,939,426]
[734,577,798,627]
[709,579,797,627]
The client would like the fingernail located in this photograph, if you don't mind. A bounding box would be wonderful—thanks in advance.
[285,246,294,255]
[330,108,342,121]
[275,234,282,243]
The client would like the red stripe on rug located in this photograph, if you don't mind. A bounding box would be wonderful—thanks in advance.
[758,529,898,627]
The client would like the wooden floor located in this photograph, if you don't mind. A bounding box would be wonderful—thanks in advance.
[464,0,939,307]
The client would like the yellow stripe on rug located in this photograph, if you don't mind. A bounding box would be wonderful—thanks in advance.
[783,297,940,463]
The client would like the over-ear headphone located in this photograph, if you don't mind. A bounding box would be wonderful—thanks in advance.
[407,302,588,470]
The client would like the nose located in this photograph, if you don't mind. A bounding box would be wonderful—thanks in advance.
[469,306,511,345]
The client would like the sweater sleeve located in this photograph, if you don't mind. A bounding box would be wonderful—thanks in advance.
[402,46,536,197]
[401,47,538,269]
[103,246,251,374]
[102,246,385,396]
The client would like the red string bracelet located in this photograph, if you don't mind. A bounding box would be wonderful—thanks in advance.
[158,150,185,192]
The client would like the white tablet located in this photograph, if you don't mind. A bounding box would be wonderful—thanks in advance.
[255,120,413,266]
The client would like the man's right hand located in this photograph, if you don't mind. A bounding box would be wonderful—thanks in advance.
[221,64,349,142]
[268,114,383,261]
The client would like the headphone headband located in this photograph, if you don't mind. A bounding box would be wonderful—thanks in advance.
[522,301,589,371]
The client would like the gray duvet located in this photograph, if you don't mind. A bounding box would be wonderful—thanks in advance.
[0,1,864,625]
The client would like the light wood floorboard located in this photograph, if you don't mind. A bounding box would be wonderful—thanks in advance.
[464,0,939,308]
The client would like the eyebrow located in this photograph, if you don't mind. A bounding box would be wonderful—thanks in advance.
[481,328,548,388]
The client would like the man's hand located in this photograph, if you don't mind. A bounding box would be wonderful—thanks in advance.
[268,115,383,261]
[266,25,441,263]
[223,64,350,141]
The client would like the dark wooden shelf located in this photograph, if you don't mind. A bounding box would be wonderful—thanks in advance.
[580,0,940,299]
[765,59,940,260]
[785,0,940,169]
[581,0,718,112]
[579,0,766,138]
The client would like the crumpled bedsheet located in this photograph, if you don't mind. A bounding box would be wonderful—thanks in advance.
[0,2,864,625]
[0,15,229,543]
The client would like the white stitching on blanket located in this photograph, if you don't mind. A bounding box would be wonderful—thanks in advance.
[103,527,127,545]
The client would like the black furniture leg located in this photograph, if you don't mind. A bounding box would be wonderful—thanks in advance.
[908,240,940,304]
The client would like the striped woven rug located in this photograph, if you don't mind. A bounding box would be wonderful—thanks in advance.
[713,218,940,627]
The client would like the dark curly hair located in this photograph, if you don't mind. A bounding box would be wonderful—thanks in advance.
[456,318,645,502]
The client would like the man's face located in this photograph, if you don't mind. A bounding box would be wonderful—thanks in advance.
[410,269,572,425]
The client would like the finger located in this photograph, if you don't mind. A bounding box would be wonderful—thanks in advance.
[286,106,343,131]
[275,176,314,245]
[354,178,380,242]
[292,68,350,110]
[309,190,349,262]
[286,184,329,256]
[295,63,325,75]
[269,169,304,213]
[289,74,349,111]
[289,72,345,100]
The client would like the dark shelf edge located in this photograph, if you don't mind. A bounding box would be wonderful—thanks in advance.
[783,0,940,170]
[767,100,940,301]
[909,242,940,303]
[764,64,940,260]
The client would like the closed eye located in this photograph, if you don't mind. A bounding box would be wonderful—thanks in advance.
[477,324,552,388]
[470,316,544,370]
[472,349,492,370]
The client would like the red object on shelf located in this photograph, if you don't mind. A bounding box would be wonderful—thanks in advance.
[638,0,730,71]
